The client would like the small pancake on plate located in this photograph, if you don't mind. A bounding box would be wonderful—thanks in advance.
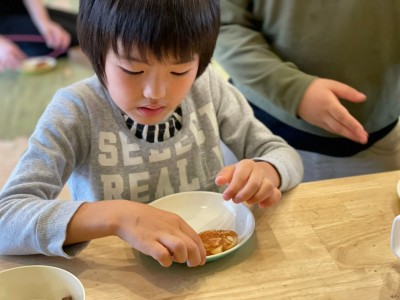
[199,229,238,256]
[20,56,57,74]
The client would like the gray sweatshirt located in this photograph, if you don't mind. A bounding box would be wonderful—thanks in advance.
[0,65,303,257]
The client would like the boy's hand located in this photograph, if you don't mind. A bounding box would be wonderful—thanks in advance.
[297,78,368,144]
[215,159,282,208]
[115,202,206,267]
[65,200,206,268]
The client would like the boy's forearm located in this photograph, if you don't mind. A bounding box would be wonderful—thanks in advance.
[64,200,128,245]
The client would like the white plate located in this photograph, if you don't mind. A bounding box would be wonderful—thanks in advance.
[149,191,255,262]
[20,56,57,74]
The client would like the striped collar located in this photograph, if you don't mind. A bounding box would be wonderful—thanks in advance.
[123,107,183,143]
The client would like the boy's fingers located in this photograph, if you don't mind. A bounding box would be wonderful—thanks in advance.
[223,163,252,201]
[258,188,282,209]
[179,222,207,265]
[146,242,173,267]
[159,235,188,264]
[215,165,235,186]
[241,177,273,205]
[158,228,205,267]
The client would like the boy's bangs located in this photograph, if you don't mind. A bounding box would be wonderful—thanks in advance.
[110,1,208,63]
[78,0,219,85]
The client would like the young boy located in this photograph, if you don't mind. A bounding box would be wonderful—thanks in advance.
[0,0,303,267]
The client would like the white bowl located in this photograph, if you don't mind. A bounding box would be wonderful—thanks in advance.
[0,265,85,300]
[149,191,255,262]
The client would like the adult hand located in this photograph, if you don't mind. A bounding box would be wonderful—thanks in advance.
[38,20,71,50]
[215,159,281,208]
[297,78,368,144]
[0,36,27,72]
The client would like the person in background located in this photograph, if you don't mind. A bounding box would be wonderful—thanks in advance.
[0,0,303,268]
[215,0,400,181]
[0,0,80,72]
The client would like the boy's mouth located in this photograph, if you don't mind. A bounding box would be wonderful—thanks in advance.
[137,106,165,117]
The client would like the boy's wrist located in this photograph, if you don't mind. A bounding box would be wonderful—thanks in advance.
[65,200,132,245]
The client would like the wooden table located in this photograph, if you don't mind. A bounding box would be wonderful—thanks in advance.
[1,171,400,299]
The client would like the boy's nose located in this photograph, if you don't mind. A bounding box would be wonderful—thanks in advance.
[143,79,166,100]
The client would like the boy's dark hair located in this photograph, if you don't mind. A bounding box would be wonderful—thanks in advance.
[77,0,220,86]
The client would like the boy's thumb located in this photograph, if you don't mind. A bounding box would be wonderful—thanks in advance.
[331,81,366,103]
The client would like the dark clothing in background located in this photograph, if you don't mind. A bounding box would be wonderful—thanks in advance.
[0,0,27,16]
[0,1,78,57]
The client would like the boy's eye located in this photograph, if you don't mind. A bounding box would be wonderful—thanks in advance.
[171,70,190,76]
[122,69,144,75]
[119,67,143,75]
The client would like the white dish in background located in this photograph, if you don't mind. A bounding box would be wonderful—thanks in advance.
[149,191,255,262]
[397,179,400,198]
[0,265,85,300]
[390,179,400,258]
[20,56,57,74]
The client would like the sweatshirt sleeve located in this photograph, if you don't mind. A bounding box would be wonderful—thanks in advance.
[0,89,91,257]
[214,0,316,115]
[207,65,304,191]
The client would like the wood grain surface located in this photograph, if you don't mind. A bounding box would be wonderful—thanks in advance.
[1,171,400,299]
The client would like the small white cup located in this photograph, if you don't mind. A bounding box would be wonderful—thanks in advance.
[391,215,400,258]
[0,265,85,300]
[391,180,400,258]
